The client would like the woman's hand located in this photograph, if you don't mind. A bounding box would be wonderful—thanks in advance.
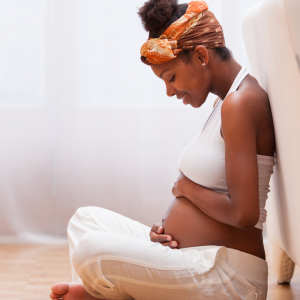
[149,223,178,249]
[172,172,190,198]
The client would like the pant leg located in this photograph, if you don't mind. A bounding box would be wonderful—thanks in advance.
[67,206,151,281]
[72,234,257,300]
[68,207,259,300]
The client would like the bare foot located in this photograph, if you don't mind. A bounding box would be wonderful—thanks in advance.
[50,282,101,300]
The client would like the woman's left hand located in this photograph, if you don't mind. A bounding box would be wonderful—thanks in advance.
[172,173,189,198]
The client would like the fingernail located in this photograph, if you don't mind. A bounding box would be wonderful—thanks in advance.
[167,237,172,241]
[172,242,177,247]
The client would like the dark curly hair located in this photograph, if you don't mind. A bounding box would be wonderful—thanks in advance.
[138,0,232,62]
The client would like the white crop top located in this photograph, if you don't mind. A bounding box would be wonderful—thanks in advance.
[178,67,275,230]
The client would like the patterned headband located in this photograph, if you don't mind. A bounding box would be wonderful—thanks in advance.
[140,1,226,65]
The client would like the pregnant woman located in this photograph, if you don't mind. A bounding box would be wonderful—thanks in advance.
[50,1,275,299]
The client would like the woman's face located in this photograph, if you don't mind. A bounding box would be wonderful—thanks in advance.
[150,47,211,108]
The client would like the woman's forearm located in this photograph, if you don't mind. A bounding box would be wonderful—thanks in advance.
[178,177,256,230]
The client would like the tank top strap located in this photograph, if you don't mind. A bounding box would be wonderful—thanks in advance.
[223,67,249,100]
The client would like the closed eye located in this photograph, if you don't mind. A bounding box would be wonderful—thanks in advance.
[169,75,175,83]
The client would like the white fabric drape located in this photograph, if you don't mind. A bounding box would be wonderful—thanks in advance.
[0,0,260,243]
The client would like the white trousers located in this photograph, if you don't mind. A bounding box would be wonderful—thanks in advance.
[67,206,268,300]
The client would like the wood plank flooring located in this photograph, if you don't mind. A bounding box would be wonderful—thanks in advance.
[0,245,71,300]
[0,244,299,299]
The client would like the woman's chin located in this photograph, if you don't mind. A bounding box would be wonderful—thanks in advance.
[190,101,203,108]
[186,96,206,108]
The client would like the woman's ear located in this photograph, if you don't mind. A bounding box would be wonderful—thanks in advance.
[194,45,209,67]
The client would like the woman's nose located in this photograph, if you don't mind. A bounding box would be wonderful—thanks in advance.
[166,85,176,97]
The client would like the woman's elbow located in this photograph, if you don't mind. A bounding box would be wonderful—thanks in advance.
[233,210,260,231]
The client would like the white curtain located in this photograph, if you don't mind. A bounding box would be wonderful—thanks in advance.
[0,0,260,243]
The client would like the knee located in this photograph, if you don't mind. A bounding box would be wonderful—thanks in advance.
[67,207,87,233]
[72,231,119,272]
[67,206,101,234]
[68,206,110,227]
[70,206,92,223]
[68,206,88,224]
[67,206,98,244]
[72,231,141,268]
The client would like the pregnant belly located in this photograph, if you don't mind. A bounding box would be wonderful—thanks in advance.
[162,197,265,259]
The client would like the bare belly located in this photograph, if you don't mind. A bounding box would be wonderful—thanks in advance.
[162,197,265,259]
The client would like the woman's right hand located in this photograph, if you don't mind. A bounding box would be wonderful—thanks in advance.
[149,223,178,249]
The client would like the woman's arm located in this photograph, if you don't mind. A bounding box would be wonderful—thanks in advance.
[175,92,261,230]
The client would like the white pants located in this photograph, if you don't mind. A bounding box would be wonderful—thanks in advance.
[68,206,268,300]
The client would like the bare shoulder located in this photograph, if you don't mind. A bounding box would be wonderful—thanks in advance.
[221,75,271,125]
[221,74,275,156]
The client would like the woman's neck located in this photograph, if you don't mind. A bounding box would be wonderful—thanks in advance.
[210,59,242,100]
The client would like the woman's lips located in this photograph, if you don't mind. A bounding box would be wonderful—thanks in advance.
[177,93,188,105]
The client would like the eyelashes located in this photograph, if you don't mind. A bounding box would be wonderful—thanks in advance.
[169,75,175,83]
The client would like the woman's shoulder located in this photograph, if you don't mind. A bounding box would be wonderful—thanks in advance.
[220,74,275,156]
[221,75,271,125]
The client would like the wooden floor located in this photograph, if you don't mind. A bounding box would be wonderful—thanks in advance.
[0,245,299,300]
[0,245,71,300]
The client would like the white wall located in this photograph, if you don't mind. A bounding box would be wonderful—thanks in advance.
[0,0,260,243]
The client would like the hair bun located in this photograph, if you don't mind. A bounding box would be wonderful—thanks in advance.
[138,0,178,33]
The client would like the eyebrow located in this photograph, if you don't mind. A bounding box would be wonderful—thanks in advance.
[159,69,170,78]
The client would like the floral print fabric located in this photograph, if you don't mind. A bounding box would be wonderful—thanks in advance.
[140,1,226,65]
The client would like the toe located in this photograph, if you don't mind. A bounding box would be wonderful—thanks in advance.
[50,292,62,299]
[51,282,70,295]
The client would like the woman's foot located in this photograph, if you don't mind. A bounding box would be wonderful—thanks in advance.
[50,282,100,300]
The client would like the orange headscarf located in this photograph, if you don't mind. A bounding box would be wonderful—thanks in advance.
[140,1,225,65]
